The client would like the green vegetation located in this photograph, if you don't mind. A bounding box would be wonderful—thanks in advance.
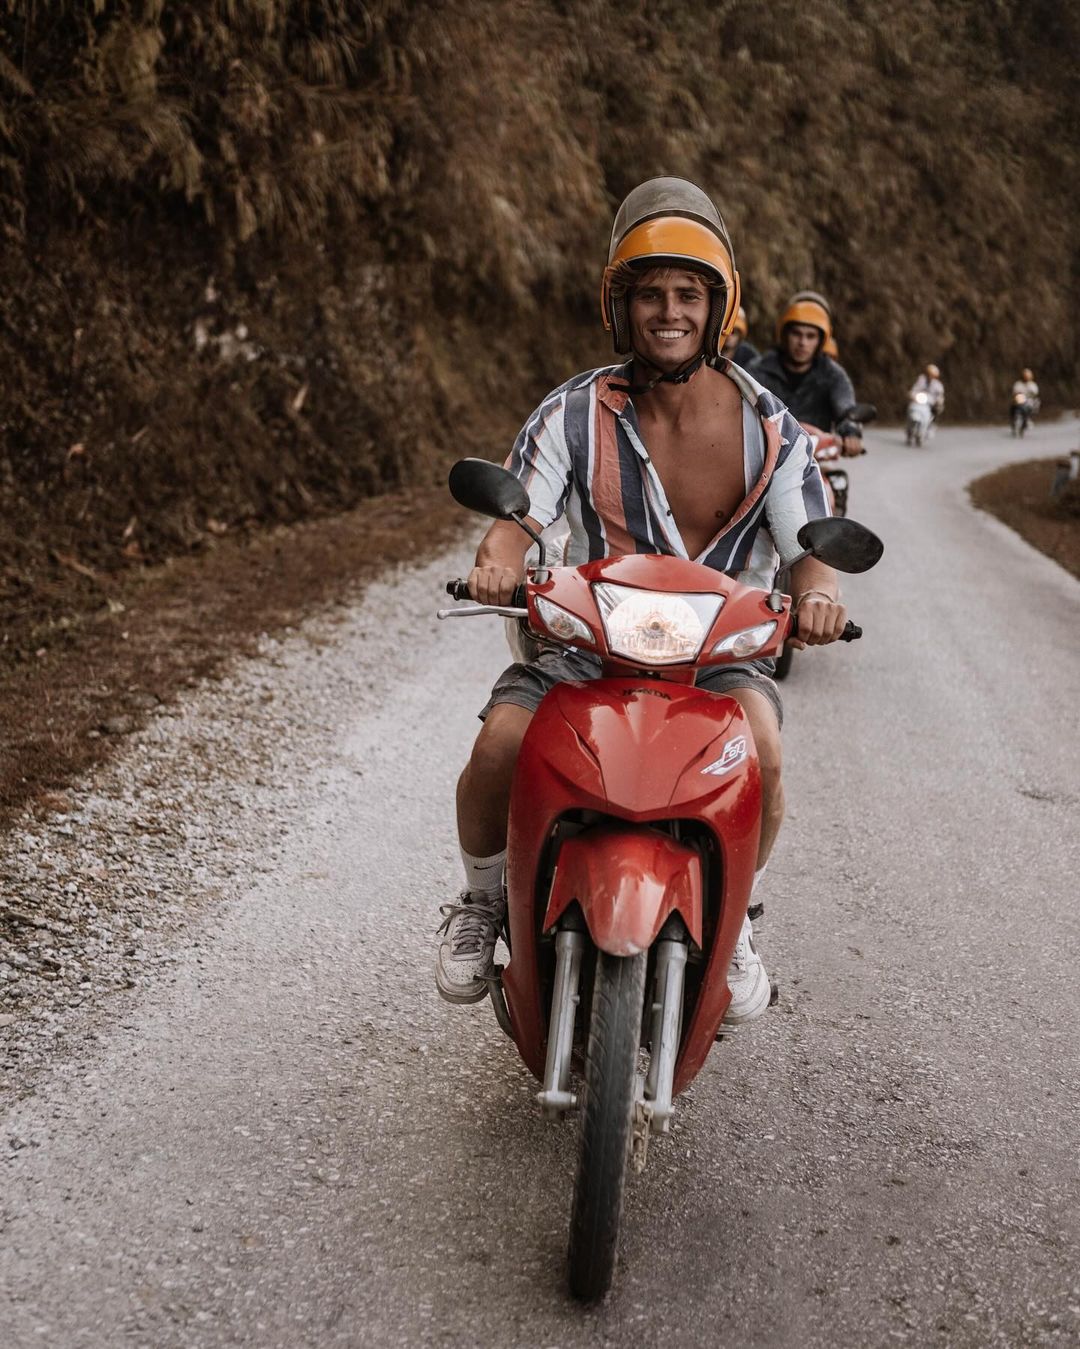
[0,0,1077,585]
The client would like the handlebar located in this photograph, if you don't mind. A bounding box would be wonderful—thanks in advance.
[446,578,862,643]
[446,578,527,607]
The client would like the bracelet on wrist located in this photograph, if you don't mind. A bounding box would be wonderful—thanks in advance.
[795,589,838,607]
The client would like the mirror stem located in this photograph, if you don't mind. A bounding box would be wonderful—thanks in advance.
[511,512,548,578]
[769,545,812,610]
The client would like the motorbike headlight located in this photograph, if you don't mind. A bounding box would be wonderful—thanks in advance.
[829,471,849,490]
[593,584,723,665]
[914,392,929,404]
[712,620,778,660]
[534,595,593,645]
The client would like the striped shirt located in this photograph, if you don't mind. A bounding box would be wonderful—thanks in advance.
[505,358,830,591]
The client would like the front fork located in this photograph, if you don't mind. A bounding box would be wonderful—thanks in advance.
[537,918,586,1118]
[536,912,689,1166]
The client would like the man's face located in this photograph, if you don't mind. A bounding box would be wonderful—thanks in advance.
[782,322,822,370]
[628,268,710,371]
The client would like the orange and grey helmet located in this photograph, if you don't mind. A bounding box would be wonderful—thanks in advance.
[732,305,749,339]
[601,177,740,356]
[776,289,832,345]
[823,334,840,360]
[926,363,940,379]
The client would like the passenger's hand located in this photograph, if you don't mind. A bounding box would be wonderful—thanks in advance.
[468,564,522,606]
[788,594,848,649]
[841,434,864,457]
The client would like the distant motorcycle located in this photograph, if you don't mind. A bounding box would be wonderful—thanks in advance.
[1010,393,1033,438]
[906,391,934,447]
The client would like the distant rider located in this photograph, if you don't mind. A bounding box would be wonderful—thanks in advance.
[750,291,864,456]
[909,363,945,422]
[1013,368,1040,413]
[435,178,848,1027]
[720,305,759,367]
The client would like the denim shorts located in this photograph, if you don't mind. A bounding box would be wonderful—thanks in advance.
[479,647,783,728]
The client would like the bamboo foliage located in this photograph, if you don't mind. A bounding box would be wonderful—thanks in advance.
[0,0,407,239]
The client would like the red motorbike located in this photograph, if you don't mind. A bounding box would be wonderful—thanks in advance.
[439,459,882,1300]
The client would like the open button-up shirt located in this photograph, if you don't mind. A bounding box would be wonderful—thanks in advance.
[505,358,829,592]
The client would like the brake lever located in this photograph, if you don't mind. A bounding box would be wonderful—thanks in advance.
[436,605,529,620]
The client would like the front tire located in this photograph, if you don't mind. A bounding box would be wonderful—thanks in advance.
[774,642,794,681]
[567,949,647,1301]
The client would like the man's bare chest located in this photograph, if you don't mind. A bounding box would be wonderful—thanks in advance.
[640,419,747,554]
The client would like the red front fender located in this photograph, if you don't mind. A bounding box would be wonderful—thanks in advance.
[542,823,703,956]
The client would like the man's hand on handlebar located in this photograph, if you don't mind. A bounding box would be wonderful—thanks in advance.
[787,593,848,649]
[468,564,524,607]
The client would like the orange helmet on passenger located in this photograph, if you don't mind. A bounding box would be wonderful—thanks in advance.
[775,290,832,347]
[601,177,741,357]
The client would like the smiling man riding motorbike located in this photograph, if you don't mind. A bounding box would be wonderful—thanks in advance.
[751,292,865,457]
[435,178,848,1025]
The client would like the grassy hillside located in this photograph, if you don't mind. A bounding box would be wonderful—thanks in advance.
[0,0,1077,606]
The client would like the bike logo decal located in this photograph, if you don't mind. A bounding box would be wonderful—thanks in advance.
[701,735,748,776]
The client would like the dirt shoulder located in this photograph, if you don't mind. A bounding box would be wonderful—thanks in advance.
[1,488,464,830]
[968,456,1080,581]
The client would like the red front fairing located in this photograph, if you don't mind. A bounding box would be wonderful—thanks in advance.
[501,679,761,1092]
[526,553,791,667]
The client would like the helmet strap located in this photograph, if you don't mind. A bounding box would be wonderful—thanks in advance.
[610,351,706,397]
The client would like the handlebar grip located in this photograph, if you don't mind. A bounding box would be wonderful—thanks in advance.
[445,578,529,607]
[789,615,862,642]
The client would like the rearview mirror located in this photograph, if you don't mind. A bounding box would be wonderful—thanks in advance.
[448,458,531,521]
[796,517,883,573]
[843,402,877,425]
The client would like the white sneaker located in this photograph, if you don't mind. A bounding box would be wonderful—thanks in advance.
[722,913,771,1026]
[435,891,506,1004]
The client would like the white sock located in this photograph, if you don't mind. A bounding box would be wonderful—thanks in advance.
[461,847,506,900]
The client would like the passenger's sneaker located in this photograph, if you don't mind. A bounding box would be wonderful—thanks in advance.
[435,891,506,1004]
[722,913,771,1026]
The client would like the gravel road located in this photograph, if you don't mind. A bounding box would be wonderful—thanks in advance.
[2,419,1079,1348]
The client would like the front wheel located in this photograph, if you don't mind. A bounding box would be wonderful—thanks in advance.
[774,642,794,681]
[567,949,647,1301]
